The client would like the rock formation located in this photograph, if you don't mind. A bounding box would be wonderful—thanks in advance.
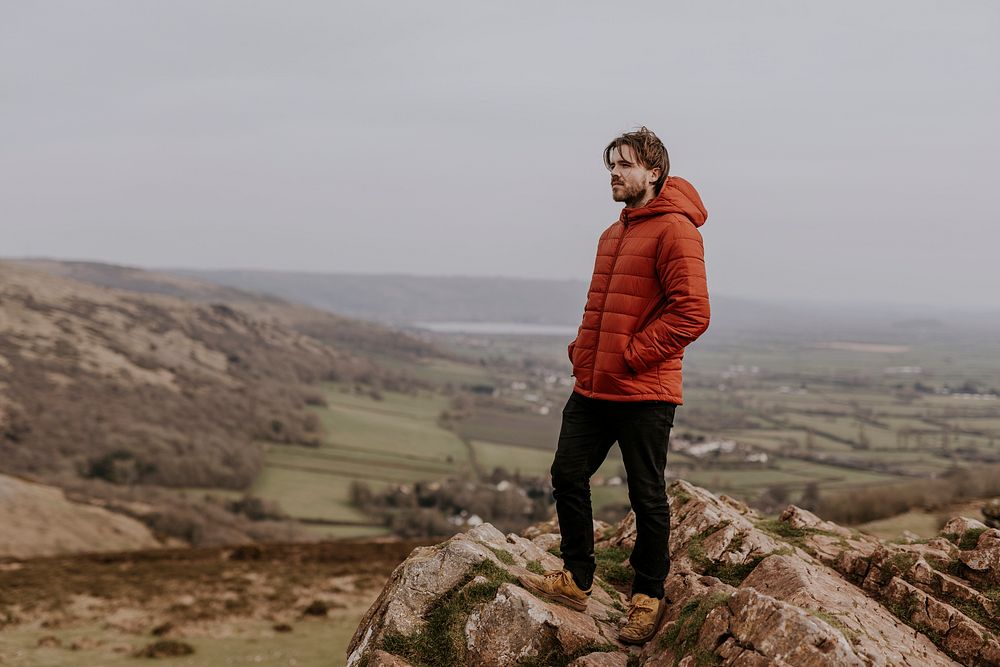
[348,480,1000,666]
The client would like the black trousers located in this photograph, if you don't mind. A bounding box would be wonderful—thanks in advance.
[550,390,676,599]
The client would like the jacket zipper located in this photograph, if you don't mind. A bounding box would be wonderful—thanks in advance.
[589,221,628,389]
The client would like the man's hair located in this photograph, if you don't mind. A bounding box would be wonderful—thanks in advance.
[603,126,670,195]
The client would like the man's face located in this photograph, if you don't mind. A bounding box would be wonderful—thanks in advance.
[608,145,658,207]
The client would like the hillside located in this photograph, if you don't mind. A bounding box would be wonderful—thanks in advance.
[0,260,461,550]
[0,260,339,486]
[171,270,590,326]
[0,473,160,558]
[14,259,445,361]
[350,480,1000,666]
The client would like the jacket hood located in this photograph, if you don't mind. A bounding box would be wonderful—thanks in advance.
[619,176,708,228]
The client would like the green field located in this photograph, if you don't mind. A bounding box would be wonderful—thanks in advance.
[470,438,627,480]
[470,439,555,476]
[369,351,494,386]
[247,383,472,536]
[225,331,1000,536]
[456,410,562,450]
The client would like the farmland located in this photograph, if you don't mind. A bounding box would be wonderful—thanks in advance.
[236,324,1000,540]
[243,383,469,536]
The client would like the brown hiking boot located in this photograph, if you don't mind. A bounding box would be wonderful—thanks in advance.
[517,568,592,611]
[618,593,668,645]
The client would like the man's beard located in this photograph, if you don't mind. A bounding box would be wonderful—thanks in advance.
[612,181,646,206]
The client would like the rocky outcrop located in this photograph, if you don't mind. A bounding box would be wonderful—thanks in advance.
[349,480,1000,666]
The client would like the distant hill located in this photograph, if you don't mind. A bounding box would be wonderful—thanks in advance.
[16,259,444,360]
[169,268,794,335]
[171,269,591,326]
[170,268,1000,342]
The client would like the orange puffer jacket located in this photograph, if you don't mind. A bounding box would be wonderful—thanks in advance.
[568,176,709,404]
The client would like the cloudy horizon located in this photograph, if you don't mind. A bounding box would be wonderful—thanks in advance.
[2,1,998,310]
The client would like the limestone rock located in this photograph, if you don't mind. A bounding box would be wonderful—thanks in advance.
[346,525,513,666]
[723,587,864,665]
[977,529,1000,550]
[530,532,561,554]
[368,650,414,667]
[741,554,953,666]
[568,651,629,666]
[779,505,851,537]
[521,517,610,543]
[464,584,615,664]
[520,516,560,540]
[351,480,1000,666]
[959,545,1000,583]
[941,517,988,543]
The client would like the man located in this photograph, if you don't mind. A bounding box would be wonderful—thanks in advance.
[518,127,710,645]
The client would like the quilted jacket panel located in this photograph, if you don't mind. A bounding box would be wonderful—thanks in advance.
[568,176,710,404]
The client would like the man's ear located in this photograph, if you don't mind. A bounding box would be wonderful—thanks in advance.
[647,168,661,186]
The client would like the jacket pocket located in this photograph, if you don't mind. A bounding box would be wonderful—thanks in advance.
[623,336,640,375]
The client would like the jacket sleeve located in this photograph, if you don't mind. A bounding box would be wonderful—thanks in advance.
[624,221,710,374]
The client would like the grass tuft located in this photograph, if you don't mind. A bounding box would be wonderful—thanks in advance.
[875,552,918,587]
[705,558,766,587]
[959,528,988,551]
[928,556,964,577]
[755,519,809,540]
[595,545,633,588]
[670,486,693,506]
[485,545,515,566]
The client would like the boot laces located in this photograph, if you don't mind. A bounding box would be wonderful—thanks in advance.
[626,596,657,624]
[545,569,570,583]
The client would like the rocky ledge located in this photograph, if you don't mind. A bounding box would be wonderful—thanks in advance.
[347,480,1000,666]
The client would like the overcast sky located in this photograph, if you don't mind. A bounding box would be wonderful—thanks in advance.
[2,1,998,309]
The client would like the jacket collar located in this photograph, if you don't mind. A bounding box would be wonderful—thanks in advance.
[618,176,708,228]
